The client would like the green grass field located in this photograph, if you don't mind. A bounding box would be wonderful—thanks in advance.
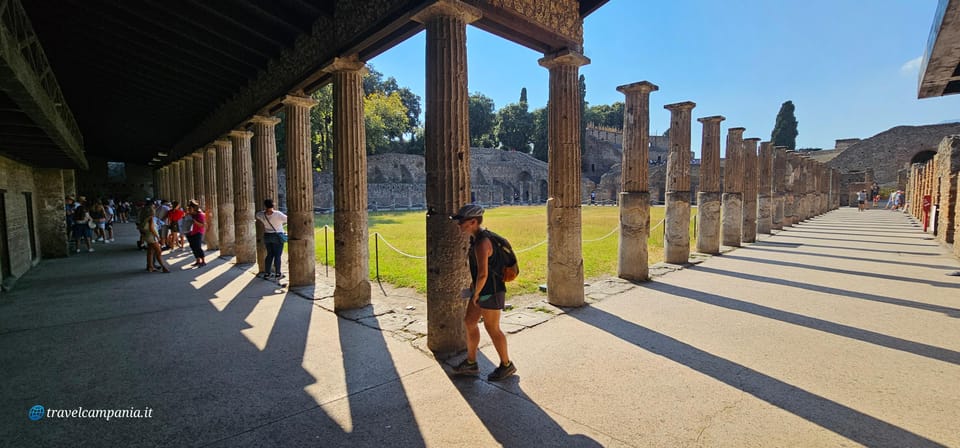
[314,205,697,294]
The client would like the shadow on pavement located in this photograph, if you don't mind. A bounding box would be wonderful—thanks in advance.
[567,305,946,448]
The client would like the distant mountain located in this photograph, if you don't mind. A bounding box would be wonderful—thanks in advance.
[938,119,960,124]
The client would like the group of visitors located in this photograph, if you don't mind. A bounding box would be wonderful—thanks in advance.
[858,186,905,212]
[136,199,207,272]
[885,190,905,211]
[65,195,119,253]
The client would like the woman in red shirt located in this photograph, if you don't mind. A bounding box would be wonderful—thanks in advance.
[185,200,206,267]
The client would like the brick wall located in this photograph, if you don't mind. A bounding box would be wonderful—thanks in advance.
[0,155,40,287]
[935,136,960,244]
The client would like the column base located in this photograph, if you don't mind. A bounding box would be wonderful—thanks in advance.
[664,191,691,264]
[618,191,650,281]
[547,199,585,307]
[721,192,743,247]
[287,210,316,287]
[773,197,785,230]
[696,192,721,255]
[758,195,773,234]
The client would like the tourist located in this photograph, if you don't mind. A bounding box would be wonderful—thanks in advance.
[103,200,115,242]
[166,201,185,250]
[72,205,94,253]
[156,200,171,250]
[885,190,896,209]
[255,199,287,279]
[894,190,904,211]
[185,200,206,267]
[139,205,169,273]
[857,189,867,212]
[450,204,516,381]
[90,201,107,242]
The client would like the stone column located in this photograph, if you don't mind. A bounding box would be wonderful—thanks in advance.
[722,127,745,246]
[192,152,205,209]
[171,161,182,204]
[35,168,68,258]
[772,148,785,230]
[616,81,658,281]
[541,48,590,305]
[696,115,724,254]
[663,101,696,263]
[742,138,759,243]
[184,156,195,203]
[214,138,235,256]
[229,130,256,264]
[414,1,481,352]
[283,94,318,286]
[327,55,372,310]
[202,147,219,250]
[158,166,168,200]
[783,151,797,226]
[203,146,219,250]
[757,142,774,234]
[251,115,280,275]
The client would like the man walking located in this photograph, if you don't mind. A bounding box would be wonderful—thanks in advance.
[450,204,516,381]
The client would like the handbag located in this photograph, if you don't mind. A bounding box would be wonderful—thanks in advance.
[264,212,287,243]
[87,219,97,229]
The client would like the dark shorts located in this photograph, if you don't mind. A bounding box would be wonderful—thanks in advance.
[478,291,506,310]
[858,200,865,205]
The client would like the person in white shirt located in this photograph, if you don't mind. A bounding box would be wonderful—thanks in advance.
[255,199,288,279]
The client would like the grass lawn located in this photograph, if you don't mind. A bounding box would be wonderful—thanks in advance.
[314,205,697,294]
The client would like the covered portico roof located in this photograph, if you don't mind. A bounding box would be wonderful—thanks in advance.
[8,0,607,168]
[919,0,960,98]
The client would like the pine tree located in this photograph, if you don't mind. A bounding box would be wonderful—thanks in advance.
[771,100,799,150]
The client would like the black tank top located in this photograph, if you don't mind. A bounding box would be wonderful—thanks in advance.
[468,232,505,296]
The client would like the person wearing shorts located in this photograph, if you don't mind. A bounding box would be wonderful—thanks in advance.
[857,189,867,212]
[450,204,516,381]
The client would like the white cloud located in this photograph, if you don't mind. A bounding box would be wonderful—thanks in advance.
[900,56,922,75]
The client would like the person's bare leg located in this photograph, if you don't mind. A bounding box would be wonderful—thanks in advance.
[464,301,482,362]
[481,308,509,365]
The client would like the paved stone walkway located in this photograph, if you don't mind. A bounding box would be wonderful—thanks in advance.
[1,208,958,447]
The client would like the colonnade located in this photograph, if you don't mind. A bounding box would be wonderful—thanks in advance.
[907,135,960,259]
[155,0,590,354]
[616,79,840,277]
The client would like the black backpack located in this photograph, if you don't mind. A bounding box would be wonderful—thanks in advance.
[482,229,519,282]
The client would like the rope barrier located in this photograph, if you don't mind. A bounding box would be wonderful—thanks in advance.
[514,239,547,254]
[582,225,620,243]
[650,219,665,232]
[375,233,426,259]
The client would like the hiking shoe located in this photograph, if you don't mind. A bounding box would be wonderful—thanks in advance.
[487,362,516,381]
[453,359,479,376]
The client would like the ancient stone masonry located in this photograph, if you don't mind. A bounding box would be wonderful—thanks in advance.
[171,161,182,205]
[663,101,695,264]
[616,81,657,281]
[782,150,797,226]
[250,115,280,275]
[214,138,235,257]
[541,48,589,306]
[283,94,318,287]
[827,123,960,186]
[192,152,205,208]
[696,116,724,254]
[327,55,372,311]
[722,127,745,247]
[203,145,220,250]
[934,136,960,246]
[183,157,195,205]
[229,130,256,264]
[488,0,583,46]
[36,168,68,258]
[414,1,479,352]
[757,142,774,234]
[742,138,759,243]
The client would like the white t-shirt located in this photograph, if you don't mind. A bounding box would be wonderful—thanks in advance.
[256,210,288,233]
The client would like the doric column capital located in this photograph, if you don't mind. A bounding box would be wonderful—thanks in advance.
[228,129,254,140]
[539,48,590,69]
[664,101,696,112]
[728,127,746,135]
[697,115,725,124]
[249,115,281,127]
[192,150,205,159]
[213,138,232,149]
[616,81,658,95]
[412,0,481,24]
[281,94,318,109]
[323,55,367,74]
[744,137,761,143]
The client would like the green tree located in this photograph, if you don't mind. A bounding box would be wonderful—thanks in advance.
[311,84,334,172]
[497,97,533,152]
[364,91,409,154]
[771,100,799,150]
[531,107,548,162]
[469,93,497,147]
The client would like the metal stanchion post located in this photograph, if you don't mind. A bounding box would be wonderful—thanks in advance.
[324,225,329,277]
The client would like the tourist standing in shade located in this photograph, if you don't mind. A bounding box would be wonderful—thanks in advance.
[255,199,287,279]
[72,205,94,253]
[139,205,169,273]
[185,200,206,267]
[450,204,516,381]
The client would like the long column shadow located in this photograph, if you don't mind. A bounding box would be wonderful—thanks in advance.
[787,229,930,240]
[444,352,604,447]
[722,254,960,289]
[757,240,940,257]
[692,265,960,317]
[745,246,960,271]
[567,305,946,448]
[644,281,960,365]
[782,234,933,247]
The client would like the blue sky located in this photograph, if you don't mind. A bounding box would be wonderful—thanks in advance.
[371,0,957,155]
